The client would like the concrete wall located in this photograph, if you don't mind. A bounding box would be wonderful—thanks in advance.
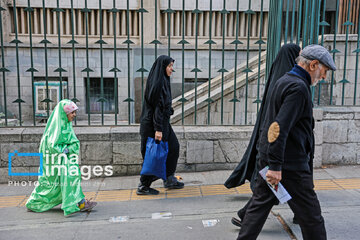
[1,106,360,183]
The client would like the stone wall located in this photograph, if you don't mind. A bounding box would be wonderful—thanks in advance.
[315,106,360,166]
[0,125,253,183]
[0,106,359,183]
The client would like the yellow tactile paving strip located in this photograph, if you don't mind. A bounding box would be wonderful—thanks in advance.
[96,190,131,202]
[167,186,202,199]
[0,178,359,208]
[0,195,27,208]
[313,179,343,190]
[332,178,360,189]
[201,184,237,196]
[235,182,252,194]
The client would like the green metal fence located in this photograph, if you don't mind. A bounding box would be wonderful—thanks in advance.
[0,0,359,127]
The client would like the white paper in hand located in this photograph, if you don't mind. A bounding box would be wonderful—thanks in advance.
[259,166,292,204]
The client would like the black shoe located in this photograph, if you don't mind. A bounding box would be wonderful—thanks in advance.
[136,185,159,195]
[293,215,299,224]
[164,175,184,189]
[231,217,242,227]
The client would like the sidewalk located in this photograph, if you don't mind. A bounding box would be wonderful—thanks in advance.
[0,165,359,239]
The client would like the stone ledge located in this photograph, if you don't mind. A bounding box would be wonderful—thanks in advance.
[110,126,141,141]
[313,108,323,121]
[0,125,255,143]
[323,113,354,120]
[0,128,24,142]
[321,106,360,114]
[183,126,253,140]
[75,127,111,141]
[22,128,44,142]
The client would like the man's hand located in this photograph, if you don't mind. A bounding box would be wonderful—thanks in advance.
[266,170,282,186]
[155,131,163,141]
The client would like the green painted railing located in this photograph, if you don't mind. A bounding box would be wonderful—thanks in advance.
[0,0,359,127]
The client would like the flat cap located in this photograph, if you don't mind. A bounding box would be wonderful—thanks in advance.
[300,44,336,71]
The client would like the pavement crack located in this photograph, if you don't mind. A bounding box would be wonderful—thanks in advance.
[17,195,28,207]
[218,140,231,163]
[271,211,297,240]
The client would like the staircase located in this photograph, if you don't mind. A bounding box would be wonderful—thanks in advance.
[171,51,267,125]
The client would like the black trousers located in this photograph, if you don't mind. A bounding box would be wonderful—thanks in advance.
[140,123,180,187]
[237,161,326,240]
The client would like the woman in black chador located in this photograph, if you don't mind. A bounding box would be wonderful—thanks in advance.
[224,44,301,226]
[137,55,184,195]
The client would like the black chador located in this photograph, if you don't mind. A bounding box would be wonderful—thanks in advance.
[137,55,184,195]
[225,44,301,190]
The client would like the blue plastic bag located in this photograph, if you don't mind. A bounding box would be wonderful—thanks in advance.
[140,137,168,180]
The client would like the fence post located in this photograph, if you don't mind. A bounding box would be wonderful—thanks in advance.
[191,0,202,125]
[11,0,25,126]
[69,0,80,125]
[230,0,242,125]
[329,0,340,105]
[110,0,121,125]
[219,0,229,125]
[0,3,9,126]
[205,0,215,125]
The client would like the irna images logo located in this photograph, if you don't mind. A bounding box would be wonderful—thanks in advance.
[8,150,43,176]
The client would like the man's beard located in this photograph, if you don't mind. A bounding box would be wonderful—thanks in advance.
[312,68,322,86]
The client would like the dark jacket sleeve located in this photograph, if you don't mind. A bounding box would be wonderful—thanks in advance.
[309,117,315,172]
[267,87,306,171]
[153,90,165,132]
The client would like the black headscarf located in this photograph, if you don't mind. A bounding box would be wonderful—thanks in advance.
[144,55,175,109]
[224,43,301,189]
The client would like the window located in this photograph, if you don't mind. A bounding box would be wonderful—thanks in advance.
[34,78,68,117]
[85,78,117,114]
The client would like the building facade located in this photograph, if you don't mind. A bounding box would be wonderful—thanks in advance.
[0,0,359,126]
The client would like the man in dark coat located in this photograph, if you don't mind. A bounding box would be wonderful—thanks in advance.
[225,44,301,226]
[236,44,336,240]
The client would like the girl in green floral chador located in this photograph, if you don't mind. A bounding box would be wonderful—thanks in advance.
[26,99,96,216]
